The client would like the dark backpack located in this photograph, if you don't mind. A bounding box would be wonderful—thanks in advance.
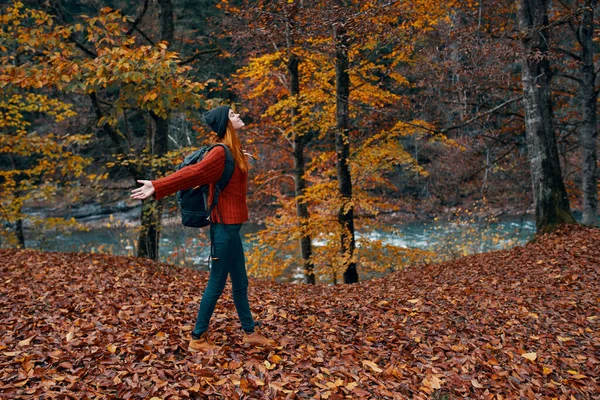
[175,144,235,228]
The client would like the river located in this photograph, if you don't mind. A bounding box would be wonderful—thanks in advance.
[21,211,538,282]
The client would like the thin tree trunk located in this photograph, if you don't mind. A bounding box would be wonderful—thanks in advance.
[137,201,160,260]
[579,0,599,226]
[8,155,26,248]
[517,0,575,233]
[288,53,315,284]
[137,112,169,260]
[16,216,25,248]
[334,25,358,284]
[136,0,173,260]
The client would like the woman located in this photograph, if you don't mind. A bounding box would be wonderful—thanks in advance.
[130,105,275,352]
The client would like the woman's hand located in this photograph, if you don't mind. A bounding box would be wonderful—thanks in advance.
[130,180,155,200]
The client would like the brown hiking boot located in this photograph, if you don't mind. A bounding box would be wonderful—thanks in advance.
[243,328,276,347]
[188,331,216,353]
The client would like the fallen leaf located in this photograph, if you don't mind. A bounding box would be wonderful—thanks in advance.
[362,360,382,373]
[18,335,36,346]
[471,379,483,388]
[430,375,442,389]
[571,374,587,380]
[59,362,73,369]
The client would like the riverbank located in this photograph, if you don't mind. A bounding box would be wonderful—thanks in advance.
[1,223,597,398]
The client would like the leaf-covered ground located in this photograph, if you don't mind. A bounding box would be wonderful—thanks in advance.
[1,224,599,399]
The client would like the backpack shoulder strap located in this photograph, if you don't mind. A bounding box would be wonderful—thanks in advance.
[206,144,236,224]
[211,143,235,191]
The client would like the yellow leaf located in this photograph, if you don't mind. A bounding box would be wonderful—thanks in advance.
[423,375,442,389]
[107,344,117,353]
[268,355,282,364]
[362,360,382,373]
[522,352,537,361]
[407,299,420,304]
[430,375,442,389]
[557,336,572,342]
[18,335,35,346]
[542,367,553,375]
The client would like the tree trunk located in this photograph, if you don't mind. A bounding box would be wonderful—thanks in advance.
[136,0,173,260]
[334,25,358,284]
[579,0,599,226]
[9,156,26,248]
[156,0,174,44]
[288,53,315,284]
[137,201,160,259]
[137,112,169,260]
[16,216,25,248]
[517,0,575,233]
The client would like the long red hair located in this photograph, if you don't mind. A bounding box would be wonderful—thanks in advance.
[218,120,248,173]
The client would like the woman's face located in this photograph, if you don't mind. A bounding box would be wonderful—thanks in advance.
[229,109,245,130]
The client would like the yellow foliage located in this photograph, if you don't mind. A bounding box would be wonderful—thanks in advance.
[0,90,92,244]
[232,0,462,282]
[0,2,219,247]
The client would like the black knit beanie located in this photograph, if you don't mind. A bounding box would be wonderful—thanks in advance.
[204,105,230,138]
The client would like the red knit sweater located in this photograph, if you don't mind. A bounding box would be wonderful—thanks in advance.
[151,146,248,224]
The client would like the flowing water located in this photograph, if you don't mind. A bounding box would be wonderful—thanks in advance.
[21,212,538,281]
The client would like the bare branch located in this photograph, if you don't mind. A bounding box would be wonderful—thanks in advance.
[553,72,583,85]
[552,46,582,61]
[126,0,150,36]
[179,48,220,66]
[440,96,523,134]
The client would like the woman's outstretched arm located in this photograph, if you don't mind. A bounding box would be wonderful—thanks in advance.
[130,146,226,201]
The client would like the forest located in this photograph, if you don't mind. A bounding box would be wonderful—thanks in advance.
[1,1,600,399]
[1,0,598,285]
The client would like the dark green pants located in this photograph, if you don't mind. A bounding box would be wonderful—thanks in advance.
[192,223,255,337]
